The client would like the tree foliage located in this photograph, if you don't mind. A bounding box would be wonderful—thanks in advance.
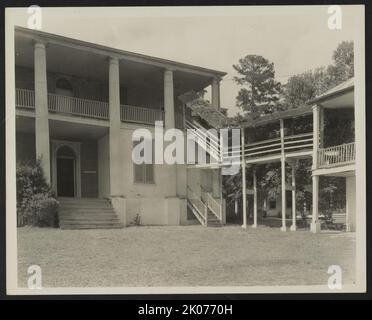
[327,40,354,84]
[233,55,283,118]
[17,159,59,227]
[283,41,354,108]
[223,41,355,223]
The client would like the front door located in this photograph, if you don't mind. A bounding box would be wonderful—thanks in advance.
[57,158,75,197]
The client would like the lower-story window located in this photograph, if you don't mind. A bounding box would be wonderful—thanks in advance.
[133,140,154,184]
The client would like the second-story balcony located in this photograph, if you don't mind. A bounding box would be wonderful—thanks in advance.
[317,143,356,169]
[15,88,165,126]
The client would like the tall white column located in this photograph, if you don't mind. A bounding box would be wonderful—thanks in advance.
[345,175,356,232]
[211,78,220,110]
[241,128,247,229]
[280,119,287,232]
[311,105,321,233]
[319,107,325,148]
[34,41,50,184]
[290,162,296,231]
[311,175,320,233]
[164,69,175,130]
[109,57,123,197]
[211,77,222,205]
[252,167,257,228]
[163,69,178,202]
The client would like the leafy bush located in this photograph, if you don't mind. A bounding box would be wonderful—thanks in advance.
[16,159,59,227]
[29,193,59,227]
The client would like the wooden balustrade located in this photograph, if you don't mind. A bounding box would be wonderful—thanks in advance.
[48,93,109,119]
[318,143,355,168]
[15,88,35,109]
[15,88,165,126]
[120,104,164,125]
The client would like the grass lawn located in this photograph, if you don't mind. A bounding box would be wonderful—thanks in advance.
[17,225,355,288]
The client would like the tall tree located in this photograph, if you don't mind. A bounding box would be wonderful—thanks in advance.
[283,67,331,108]
[327,40,354,84]
[233,55,282,119]
[283,41,354,108]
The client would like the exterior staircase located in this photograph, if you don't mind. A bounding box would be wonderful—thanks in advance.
[58,198,124,230]
[186,187,223,227]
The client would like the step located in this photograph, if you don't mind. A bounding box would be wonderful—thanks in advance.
[59,220,120,226]
[57,198,123,230]
[59,208,115,213]
[58,197,109,201]
[58,210,116,217]
[60,224,124,230]
[59,217,120,222]
[58,202,112,207]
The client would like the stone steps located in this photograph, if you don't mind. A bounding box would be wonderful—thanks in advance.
[58,197,124,230]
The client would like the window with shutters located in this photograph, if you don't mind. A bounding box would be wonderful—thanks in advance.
[133,139,154,184]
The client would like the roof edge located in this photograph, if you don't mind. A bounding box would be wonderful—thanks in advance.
[15,26,227,78]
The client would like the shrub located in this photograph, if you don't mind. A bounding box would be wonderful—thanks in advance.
[29,193,59,227]
[16,159,59,227]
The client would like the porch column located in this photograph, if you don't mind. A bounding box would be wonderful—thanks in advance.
[280,119,287,231]
[34,41,50,184]
[252,167,257,228]
[109,57,123,197]
[164,69,175,130]
[164,69,178,201]
[211,78,220,110]
[241,128,247,229]
[212,169,220,198]
[211,77,222,205]
[346,175,356,232]
[290,161,296,231]
[311,105,321,233]
[319,107,325,148]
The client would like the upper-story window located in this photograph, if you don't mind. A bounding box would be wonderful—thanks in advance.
[55,78,73,97]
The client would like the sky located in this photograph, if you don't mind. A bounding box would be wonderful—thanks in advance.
[8,5,360,116]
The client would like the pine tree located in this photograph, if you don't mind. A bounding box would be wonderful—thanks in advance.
[233,55,282,118]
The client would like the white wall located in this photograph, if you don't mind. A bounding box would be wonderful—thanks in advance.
[98,134,110,198]
[119,124,180,225]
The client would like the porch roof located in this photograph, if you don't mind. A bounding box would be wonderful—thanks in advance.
[14,26,227,80]
[307,77,354,105]
[240,106,313,128]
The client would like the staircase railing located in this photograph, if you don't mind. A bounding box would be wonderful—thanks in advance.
[185,119,222,162]
[187,186,208,226]
[201,186,223,222]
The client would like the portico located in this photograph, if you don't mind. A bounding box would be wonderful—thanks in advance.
[15,26,226,227]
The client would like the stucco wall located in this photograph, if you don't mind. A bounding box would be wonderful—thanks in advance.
[98,134,110,198]
[117,124,182,225]
[120,125,177,198]
[80,140,98,197]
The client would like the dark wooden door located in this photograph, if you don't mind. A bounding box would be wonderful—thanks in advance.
[57,158,75,197]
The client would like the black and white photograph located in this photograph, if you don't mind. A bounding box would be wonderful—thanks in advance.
[3,4,367,295]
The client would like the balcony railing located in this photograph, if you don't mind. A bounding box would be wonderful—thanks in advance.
[120,104,163,125]
[244,132,313,159]
[318,143,355,168]
[16,88,35,109]
[48,93,109,119]
[16,88,164,126]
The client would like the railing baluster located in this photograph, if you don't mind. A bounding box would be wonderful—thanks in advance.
[318,142,355,169]
[16,89,167,125]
